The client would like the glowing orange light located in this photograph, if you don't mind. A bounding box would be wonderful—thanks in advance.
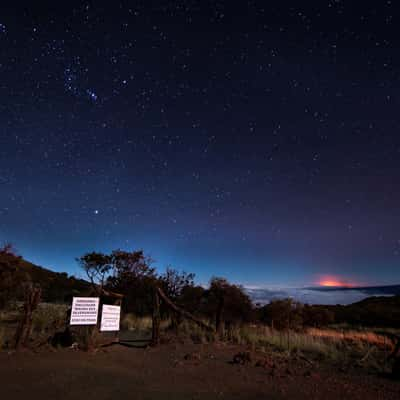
[318,276,355,288]
[321,280,343,287]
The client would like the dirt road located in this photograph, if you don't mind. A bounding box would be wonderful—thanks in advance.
[1,343,399,400]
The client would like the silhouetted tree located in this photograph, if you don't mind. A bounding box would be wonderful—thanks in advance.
[160,267,195,302]
[260,298,303,330]
[77,252,112,293]
[179,285,206,315]
[0,244,31,309]
[106,249,157,315]
[302,304,335,327]
[159,267,196,327]
[207,277,253,332]
[78,249,157,314]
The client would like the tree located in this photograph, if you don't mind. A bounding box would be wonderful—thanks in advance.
[78,249,157,314]
[0,243,17,256]
[0,244,31,309]
[107,249,156,287]
[207,277,253,333]
[105,249,157,315]
[159,267,195,328]
[302,304,335,327]
[260,298,303,330]
[77,252,112,293]
[160,267,195,302]
[179,285,206,315]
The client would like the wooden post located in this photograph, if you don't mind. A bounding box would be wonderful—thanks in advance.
[156,287,214,332]
[152,287,161,346]
[114,298,122,344]
[14,285,41,350]
[215,296,224,336]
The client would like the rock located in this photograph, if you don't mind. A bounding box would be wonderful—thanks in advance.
[232,351,252,365]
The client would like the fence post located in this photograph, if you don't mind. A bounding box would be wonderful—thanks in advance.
[152,287,161,346]
[215,296,224,337]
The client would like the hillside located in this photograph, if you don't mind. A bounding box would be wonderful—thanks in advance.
[0,249,91,304]
[326,295,400,328]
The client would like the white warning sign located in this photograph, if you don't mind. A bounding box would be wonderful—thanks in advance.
[70,297,99,325]
[100,304,121,332]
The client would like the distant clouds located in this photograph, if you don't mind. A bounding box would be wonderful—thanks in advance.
[246,285,400,305]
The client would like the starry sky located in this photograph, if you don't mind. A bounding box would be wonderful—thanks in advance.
[0,1,399,288]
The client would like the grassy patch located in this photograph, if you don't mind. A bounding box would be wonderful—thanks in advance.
[223,324,393,372]
[32,303,69,337]
[177,319,216,344]
[121,314,154,332]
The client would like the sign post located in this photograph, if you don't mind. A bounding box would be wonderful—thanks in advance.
[70,297,100,325]
[100,304,121,332]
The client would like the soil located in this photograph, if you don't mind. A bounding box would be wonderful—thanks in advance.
[1,342,399,400]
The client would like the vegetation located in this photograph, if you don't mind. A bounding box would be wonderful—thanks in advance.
[326,296,400,328]
[0,243,399,378]
[0,243,90,308]
[2,243,399,332]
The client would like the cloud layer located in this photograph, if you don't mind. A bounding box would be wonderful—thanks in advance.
[246,286,399,305]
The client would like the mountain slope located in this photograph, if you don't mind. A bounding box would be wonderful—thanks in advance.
[326,295,400,327]
[0,250,91,303]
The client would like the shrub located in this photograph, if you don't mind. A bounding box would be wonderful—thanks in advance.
[259,299,303,330]
[121,314,153,331]
[32,303,68,337]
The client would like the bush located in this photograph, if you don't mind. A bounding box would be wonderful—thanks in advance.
[121,314,153,331]
[32,303,68,337]
[259,299,303,331]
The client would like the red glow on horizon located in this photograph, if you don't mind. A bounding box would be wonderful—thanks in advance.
[317,275,356,288]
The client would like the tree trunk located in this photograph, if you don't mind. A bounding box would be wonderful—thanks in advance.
[14,285,41,350]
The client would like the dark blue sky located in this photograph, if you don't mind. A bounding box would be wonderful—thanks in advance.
[0,1,399,287]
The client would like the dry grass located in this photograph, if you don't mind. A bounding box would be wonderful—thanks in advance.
[0,303,69,349]
[307,327,395,349]
[177,320,216,344]
[0,301,396,374]
[121,313,171,332]
[121,314,153,331]
[0,306,20,348]
[227,325,335,354]
[223,324,394,371]
[32,303,69,336]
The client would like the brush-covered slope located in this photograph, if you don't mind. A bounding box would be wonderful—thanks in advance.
[0,249,90,304]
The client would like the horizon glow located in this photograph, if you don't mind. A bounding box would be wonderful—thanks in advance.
[317,275,358,288]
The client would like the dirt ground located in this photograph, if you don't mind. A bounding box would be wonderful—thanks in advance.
[1,342,399,400]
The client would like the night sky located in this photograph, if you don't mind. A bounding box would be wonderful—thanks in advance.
[1,1,399,288]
